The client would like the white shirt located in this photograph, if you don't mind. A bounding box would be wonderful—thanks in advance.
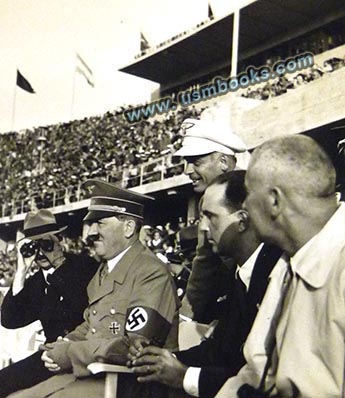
[183,243,264,397]
[107,246,131,273]
[42,267,55,283]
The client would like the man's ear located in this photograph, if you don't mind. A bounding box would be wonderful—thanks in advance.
[269,187,282,218]
[123,219,136,238]
[238,210,249,232]
[219,154,236,172]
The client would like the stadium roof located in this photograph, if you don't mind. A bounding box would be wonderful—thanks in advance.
[119,0,345,90]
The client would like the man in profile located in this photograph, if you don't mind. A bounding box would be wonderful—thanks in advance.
[12,180,179,398]
[217,135,345,397]
[128,171,281,398]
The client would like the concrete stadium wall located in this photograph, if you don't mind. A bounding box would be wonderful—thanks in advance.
[239,67,345,148]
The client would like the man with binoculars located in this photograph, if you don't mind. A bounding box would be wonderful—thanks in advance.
[0,209,98,398]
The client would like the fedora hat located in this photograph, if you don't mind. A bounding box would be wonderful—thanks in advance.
[83,179,154,222]
[174,118,247,157]
[21,209,67,240]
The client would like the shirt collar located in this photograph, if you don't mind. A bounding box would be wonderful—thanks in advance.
[107,246,131,273]
[42,267,55,283]
[290,203,345,288]
[236,243,264,291]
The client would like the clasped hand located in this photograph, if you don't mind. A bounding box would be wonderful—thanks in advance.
[40,336,69,373]
[127,338,187,389]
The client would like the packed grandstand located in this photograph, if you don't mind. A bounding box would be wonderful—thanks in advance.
[1,0,345,372]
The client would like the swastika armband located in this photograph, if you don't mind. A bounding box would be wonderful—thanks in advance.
[125,306,171,346]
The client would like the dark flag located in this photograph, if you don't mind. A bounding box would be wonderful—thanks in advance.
[208,2,214,19]
[16,70,35,93]
[140,32,149,51]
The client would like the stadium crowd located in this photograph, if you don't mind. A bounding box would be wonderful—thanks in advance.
[1,52,344,218]
[0,106,200,217]
[1,115,345,398]
[241,55,345,100]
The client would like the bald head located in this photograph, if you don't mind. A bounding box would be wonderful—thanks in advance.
[249,135,335,199]
[244,135,338,255]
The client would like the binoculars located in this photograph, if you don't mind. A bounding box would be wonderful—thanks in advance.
[20,239,54,258]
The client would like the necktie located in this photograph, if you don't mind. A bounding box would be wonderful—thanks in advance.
[234,271,247,316]
[99,262,109,285]
[260,261,293,392]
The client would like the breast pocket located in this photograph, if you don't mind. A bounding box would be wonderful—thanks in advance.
[96,299,128,338]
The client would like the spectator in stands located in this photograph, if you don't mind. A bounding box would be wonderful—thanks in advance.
[0,106,200,216]
[0,209,98,398]
[147,229,165,254]
[174,116,248,322]
[12,180,179,398]
[217,135,345,397]
[128,171,281,398]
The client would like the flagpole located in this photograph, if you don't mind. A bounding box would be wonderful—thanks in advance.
[231,9,240,77]
[11,73,17,131]
[71,66,77,120]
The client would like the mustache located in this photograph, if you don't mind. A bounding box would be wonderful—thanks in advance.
[85,234,100,246]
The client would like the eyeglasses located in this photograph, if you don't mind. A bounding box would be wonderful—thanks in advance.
[20,239,55,258]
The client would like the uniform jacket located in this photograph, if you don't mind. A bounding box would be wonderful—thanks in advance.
[13,240,179,398]
[217,203,345,398]
[177,244,282,398]
[1,252,98,342]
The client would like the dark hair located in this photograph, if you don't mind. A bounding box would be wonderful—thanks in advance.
[209,170,246,211]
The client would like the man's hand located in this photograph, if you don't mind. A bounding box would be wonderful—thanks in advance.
[39,337,72,371]
[127,335,150,363]
[129,346,187,389]
[41,350,61,373]
[12,239,37,295]
[16,238,37,272]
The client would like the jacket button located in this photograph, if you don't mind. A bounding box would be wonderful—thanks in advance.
[91,328,96,334]
[110,308,116,315]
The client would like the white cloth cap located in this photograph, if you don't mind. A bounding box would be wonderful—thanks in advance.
[174,118,247,157]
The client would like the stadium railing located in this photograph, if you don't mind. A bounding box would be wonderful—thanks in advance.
[1,155,186,218]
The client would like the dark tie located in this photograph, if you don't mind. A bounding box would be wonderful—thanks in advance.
[234,272,247,316]
[237,261,293,398]
[264,262,293,354]
[99,262,109,285]
[260,262,293,392]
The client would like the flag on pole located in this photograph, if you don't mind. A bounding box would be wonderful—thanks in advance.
[16,70,35,93]
[208,2,214,19]
[140,32,149,51]
[76,53,94,87]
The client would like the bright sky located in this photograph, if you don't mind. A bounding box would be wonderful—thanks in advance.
[0,0,241,133]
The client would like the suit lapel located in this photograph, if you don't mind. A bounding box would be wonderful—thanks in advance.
[247,244,283,315]
[88,240,144,304]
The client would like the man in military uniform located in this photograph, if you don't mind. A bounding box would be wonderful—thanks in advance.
[12,180,179,398]
[0,209,98,398]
